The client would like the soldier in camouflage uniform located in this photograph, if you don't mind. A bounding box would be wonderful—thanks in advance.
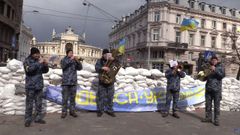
[202,56,225,126]
[95,49,116,117]
[60,49,82,119]
[24,47,49,127]
[162,61,186,118]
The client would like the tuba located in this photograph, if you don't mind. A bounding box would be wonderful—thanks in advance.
[197,62,213,81]
[99,49,122,85]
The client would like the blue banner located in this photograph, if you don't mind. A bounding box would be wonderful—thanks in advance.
[45,85,205,112]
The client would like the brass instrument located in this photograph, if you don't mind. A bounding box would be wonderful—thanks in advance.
[197,63,213,81]
[74,57,84,63]
[173,64,184,75]
[99,49,122,84]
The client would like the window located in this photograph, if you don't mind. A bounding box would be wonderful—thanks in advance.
[231,10,236,17]
[232,24,237,33]
[174,0,179,4]
[222,38,226,49]
[7,5,11,18]
[0,1,4,15]
[211,37,216,48]
[200,4,205,11]
[152,29,159,41]
[154,11,160,22]
[176,14,181,24]
[188,52,193,60]
[11,9,14,20]
[211,6,215,13]
[190,1,195,8]
[159,51,165,58]
[176,31,181,43]
[212,21,216,29]
[221,8,226,14]
[151,51,165,59]
[189,34,194,45]
[152,51,158,59]
[176,52,180,59]
[152,63,164,72]
[223,23,227,30]
[201,35,205,47]
[201,19,205,28]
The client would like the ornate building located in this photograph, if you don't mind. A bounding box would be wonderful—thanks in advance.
[33,26,102,65]
[109,0,240,77]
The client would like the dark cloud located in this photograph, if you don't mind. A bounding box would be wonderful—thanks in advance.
[23,0,240,48]
[23,0,146,48]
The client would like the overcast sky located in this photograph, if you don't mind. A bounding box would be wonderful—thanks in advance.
[23,0,240,49]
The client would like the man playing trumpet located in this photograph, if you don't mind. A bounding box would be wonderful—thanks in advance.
[23,47,49,127]
[60,49,82,118]
[162,60,186,118]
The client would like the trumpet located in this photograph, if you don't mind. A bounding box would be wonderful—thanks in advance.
[173,64,183,74]
[74,56,84,63]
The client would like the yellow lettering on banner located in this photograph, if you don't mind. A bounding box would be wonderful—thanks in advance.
[143,91,154,104]
[114,93,128,105]
[89,92,96,105]
[152,91,158,104]
[128,92,139,104]
[75,90,89,105]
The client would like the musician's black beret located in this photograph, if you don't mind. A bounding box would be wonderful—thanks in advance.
[30,47,40,55]
[211,56,218,60]
[66,49,73,55]
[102,49,109,55]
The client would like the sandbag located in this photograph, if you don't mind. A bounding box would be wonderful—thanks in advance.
[0,67,11,74]
[1,84,16,99]
[7,59,23,71]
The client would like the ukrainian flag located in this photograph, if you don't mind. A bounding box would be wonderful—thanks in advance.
[180,18,199,32]
[118,38,126,55]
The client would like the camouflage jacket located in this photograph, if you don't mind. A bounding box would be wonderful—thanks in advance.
[61,56,82,86]
[165,68,186,92]
[24,56,49,90]
[205,63,225,92]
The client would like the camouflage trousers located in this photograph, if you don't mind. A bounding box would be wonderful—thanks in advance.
[165,90,180,113]
[205,90,221,121]
[25,89,43,122]
[96,84,115,113]
[62,85,77,113]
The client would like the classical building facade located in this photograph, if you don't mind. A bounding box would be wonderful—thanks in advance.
[109,0,240,77]
[33,26,102,65]
[0,0,23,64]
[18,24,33,61]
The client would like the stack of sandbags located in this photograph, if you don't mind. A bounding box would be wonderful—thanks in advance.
[77,70,98,91]
[221,77,240,111]
[0,84,16,115]
[0,59,24,86]
[42,99,62,114]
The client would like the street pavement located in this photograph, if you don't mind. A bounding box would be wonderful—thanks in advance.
[0,110,239,135]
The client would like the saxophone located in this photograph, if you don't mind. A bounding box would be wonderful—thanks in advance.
[99,49,122,84]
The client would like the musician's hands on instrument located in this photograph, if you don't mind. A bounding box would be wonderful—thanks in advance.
[70,56,75,60]
[211,66,216,71]
[102,67,110,72]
